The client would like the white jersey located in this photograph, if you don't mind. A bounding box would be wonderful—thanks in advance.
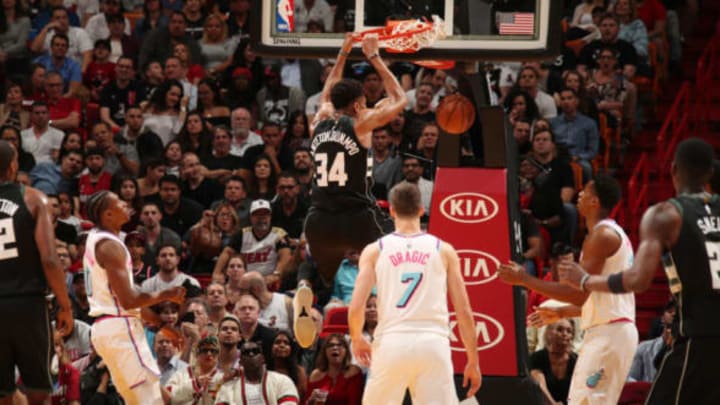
[259,292,290,330]
[373,232,449,338]
[231,227,289,276]
[581,219,636,330]
[84,229,139,318]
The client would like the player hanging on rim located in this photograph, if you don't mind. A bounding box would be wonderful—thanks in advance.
[83,191,185,405]
[348,182,481,404]
[295,33,408,348]
[499,174,638,404]
[558,138,720,404]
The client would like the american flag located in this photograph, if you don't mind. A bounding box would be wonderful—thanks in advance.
[497,12,535,35]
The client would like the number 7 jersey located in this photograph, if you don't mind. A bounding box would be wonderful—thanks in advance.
[373,232,450,339]
[310,116,375,211]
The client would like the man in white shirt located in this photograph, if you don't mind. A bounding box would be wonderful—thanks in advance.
[399,154,433,214]
[84,0,130,42]
[141,243,200,293]
[293,0,333,33]
[21,101,65,163]
[229,107,263,158]
[163,57,197,110]
[517,64,557,119]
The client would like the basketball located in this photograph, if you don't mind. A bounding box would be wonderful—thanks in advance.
[436,93,476,135]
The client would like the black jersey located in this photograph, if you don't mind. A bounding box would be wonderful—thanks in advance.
[663,194,720,337]
[0,183,46,297]
[310,115,374,211]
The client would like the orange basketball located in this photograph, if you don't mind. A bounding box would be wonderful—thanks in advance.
[436,93,476,135]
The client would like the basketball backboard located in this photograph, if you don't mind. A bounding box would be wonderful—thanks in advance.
[252,0,562,61]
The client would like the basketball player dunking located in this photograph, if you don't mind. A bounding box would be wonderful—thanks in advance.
[559,139,720,404]
[499,174,638,404]
[296,34,408,347]
[83,191,185,405]
[348,183,481,404]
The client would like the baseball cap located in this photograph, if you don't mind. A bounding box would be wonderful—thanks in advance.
[232,67,252,80]
[250,199,271,215]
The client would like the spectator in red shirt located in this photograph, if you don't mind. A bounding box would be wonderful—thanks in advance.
[78,147,112,211]
[44,72,81,130]
[83,39,115,102]
[51,331,81,405]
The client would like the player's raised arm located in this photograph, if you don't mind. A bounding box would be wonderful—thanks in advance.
[348,242,379,367]
[443,241,482,397]
[354,35,408,139]
[311,34,354,135]
[96,239,185,309]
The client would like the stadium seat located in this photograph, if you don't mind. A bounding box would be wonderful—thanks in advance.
[320,307,349,337]
[618,381,652,404]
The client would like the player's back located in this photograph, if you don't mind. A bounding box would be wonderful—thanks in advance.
[373,232,449,338]
[310,115,374,211]
[664,194,720,337]
[0,183,45,297]
[84,229,139,317]
[581,219,636,330]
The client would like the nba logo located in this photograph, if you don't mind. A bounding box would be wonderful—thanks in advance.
[276,0,294,32]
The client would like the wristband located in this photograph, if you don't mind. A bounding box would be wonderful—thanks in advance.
[368,53,379,60]
[579,274,590,292]
[607,272,627,293]
[339,51,350,57]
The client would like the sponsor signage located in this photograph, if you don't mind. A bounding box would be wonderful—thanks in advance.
[429,167,519,376]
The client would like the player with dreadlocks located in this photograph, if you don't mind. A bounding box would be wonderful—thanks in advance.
[83,190,185,405]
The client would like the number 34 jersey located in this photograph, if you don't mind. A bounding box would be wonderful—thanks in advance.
[664,194,720,338]
[310,116,375,211]
[373,233,450,339]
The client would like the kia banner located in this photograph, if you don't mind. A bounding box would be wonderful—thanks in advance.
[429,167,524,376]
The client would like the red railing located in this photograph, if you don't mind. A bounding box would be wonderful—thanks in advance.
[695,34,720,132]
[656,82,691,177]
[627,152,649,243]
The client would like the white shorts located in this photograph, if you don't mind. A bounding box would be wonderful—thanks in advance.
[568,322,638,405]
[91,316,162,405]
[362,332,457,405]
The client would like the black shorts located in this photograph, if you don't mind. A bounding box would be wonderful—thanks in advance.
[646,336,720,405]
[304,205,392,285]
[0,296,53,397]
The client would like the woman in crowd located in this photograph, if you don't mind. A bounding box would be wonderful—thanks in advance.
[51,331,81,405]
[586,46,637,129]
[25,63,46,101]
[0,0,30,77]
[164,335,225,405]
[530,319,578,405]
[113,174,143,232]
[58,131,84,160]
[200,13,237,77]
[133,0,168,39]
[285,110,311,152]
[0,125,34,172]
[196,78,231,130]
[164,140,183,177]
[138,158,166,198]
[0,82,28,128]
[177,111,213,156]
[143,79,188,146]
[504,89,541,127]
[247,153,278,200]
[268,329,308,399]
[226,38,264,97]
[156,301,181,329]
[174,42,205,84]
[305,333,363,405]
[614,0,649,61]
[188,202,240,274]
[223,254,247,304]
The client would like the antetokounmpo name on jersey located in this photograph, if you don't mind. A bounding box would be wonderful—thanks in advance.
[311,130,360,156]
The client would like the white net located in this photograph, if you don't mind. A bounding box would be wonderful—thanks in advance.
[380,15,446,53]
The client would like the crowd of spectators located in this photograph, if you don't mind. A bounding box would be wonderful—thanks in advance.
[0,0,696,403]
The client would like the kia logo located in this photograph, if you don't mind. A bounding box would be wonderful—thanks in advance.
[449,312,504,352]
[439,193,499,224]
[457,249,499,285]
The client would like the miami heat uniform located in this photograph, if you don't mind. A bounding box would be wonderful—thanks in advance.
[568,219,638,405]
[84,229,162,405]
[362,232,457,405]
